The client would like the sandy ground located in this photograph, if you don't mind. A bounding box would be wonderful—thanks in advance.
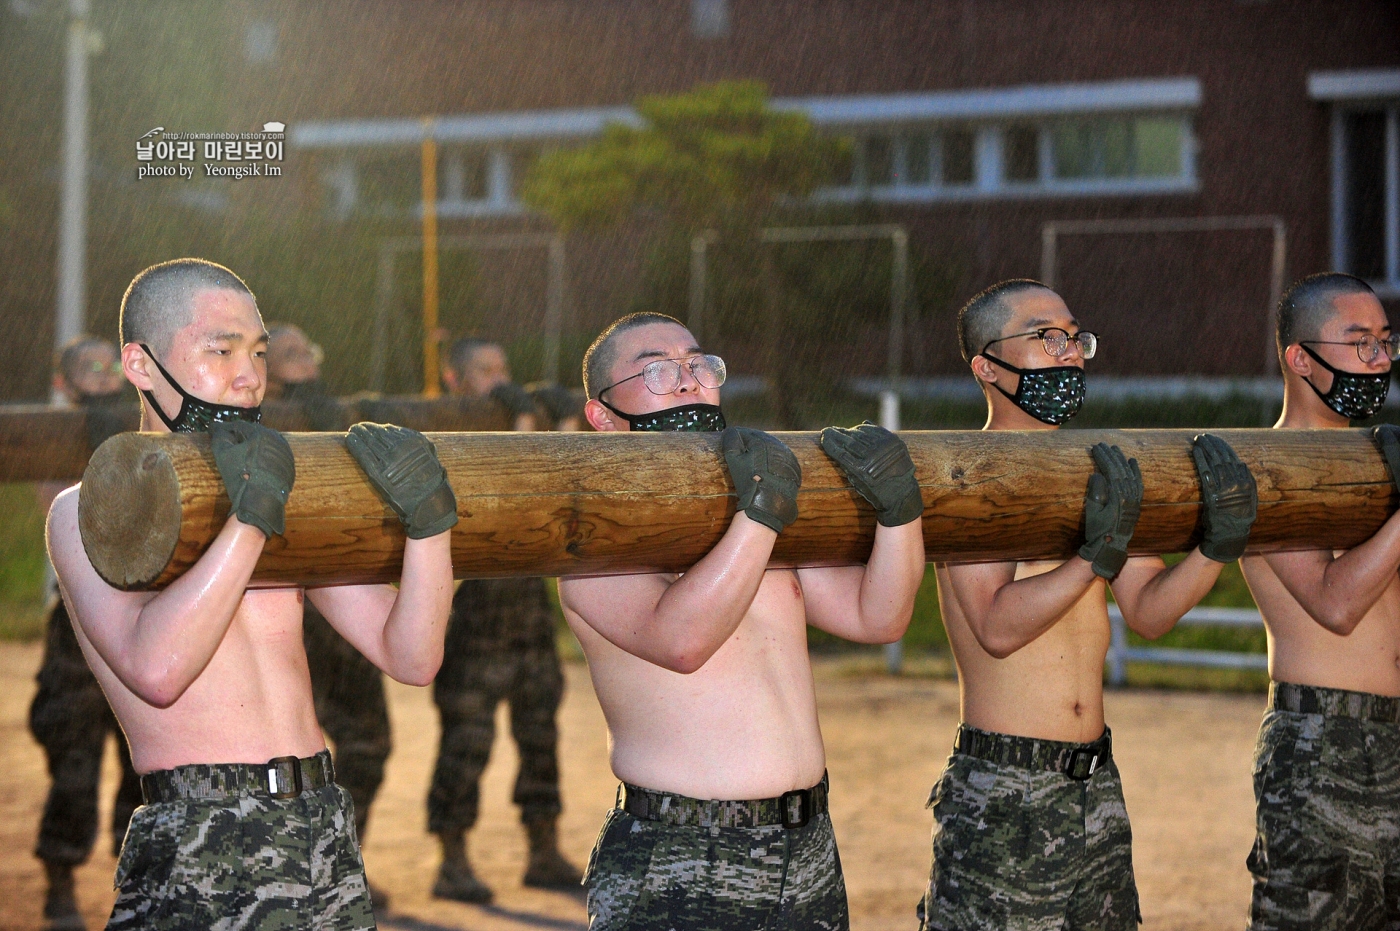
[0,640,1264,931]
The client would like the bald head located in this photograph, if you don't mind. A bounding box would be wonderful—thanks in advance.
[120,258,256,355]
[957,279,1056,362]
[1277,272,1378,358]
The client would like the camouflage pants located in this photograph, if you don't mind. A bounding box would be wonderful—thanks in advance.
[920,727,1140,931]
[584,795,849,930]
[429,578,564,833]
[1247,683,1400,931]
[29,599,142,864]
[304,605,391,840]
[107,753,374,930]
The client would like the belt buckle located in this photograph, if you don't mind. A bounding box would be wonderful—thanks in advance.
[1064,748,1100,781]
[780,789,811,829]
[267,756,303,800]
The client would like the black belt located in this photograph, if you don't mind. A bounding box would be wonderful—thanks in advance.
[621,773,829,830]
[141,750,334,804]
[954,725,1112,782]
[1271,682,1400,723]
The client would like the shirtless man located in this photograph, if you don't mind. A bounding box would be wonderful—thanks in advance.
[922,279,1258,930]
[46,258,458,930]
[562,312,926,930]
[1240,272,1400,931]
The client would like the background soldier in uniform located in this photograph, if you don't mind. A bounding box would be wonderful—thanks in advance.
[266,322,394,911]
[31,335,142,930]
[429,336,582,904]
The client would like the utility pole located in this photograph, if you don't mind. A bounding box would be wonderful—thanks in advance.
[55,0,91,400]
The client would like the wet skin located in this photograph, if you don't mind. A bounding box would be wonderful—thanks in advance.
[564,322,926,799]
[938,289,1230,742]
[47,286,455,774]
[1242,291,1400,696]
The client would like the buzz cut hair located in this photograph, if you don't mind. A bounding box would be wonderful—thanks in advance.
[582,312,688,399]
[1276,272,1377,358]
[957,279,1054,363]
[55,334,117,383]
[119,258,256,354]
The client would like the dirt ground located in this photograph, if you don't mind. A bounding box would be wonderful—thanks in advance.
[0,640,1265,931]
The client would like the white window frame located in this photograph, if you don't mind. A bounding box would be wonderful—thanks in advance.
[804,77,1201,203]
[1310,69,1400,298]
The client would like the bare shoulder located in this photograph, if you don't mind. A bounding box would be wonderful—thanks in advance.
[47,483,149,625]
[45,484,83,564]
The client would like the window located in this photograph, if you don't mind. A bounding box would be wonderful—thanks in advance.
[905,131,932,185]
[1004,125,1040,182]
[1344,110,1389,281]
[941,129,975,185]
[866,136,894,186]
[1051,116,1182,180]
[1310,70,1400,293]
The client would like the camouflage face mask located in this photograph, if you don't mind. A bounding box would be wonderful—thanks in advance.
[1299,345,1391,420]
[982,355,1086,425]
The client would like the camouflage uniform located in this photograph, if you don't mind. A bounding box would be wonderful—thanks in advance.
[919,725,1140,931]
[428,577,564,833]
[584,775,849,930]
[1247,682,1400,931]
[107,750,374,930]
[29,598,143,865]
[303,604,391,840]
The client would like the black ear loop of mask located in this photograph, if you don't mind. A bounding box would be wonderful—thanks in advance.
[980,354,1086,426]
[138,344,262,433]
[1298,344,1391,420]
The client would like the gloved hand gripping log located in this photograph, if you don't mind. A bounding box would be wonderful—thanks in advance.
[77,428,1399,592]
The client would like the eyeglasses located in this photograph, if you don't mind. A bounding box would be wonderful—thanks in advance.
[1300,334,1400,364]
[598,354,727,398]
[982,328,1098,360]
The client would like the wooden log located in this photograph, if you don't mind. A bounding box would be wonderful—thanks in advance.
[78,428,1396,592]
[0,404,141,482]
[0,396,509,483]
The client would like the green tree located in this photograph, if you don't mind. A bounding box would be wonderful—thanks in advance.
[522,81,850,425]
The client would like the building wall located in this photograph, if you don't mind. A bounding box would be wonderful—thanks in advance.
[2,1,1396,398]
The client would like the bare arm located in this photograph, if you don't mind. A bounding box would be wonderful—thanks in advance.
[1259,510,1400,635]
[307,531,454,686]
[1110,551,1224,640]
[47,487,266,708]
[942,556,1100,659]
[798,521,925,644]
[559,512,777,673]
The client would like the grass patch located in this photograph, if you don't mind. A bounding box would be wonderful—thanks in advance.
[0,483,50,641]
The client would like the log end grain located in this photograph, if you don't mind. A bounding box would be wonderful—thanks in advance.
[78,433,187,591]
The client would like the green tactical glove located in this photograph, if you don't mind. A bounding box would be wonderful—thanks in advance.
[490,381,538,419]
[1078,442,1143,580]
[1373,424,1400,492]
[210,420,296,539]
[721,426,802,533]
[819,421,923,527]
[1191,433,1258,563]
[345,422,458,539]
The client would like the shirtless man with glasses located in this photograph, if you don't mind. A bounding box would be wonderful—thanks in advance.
[919,279,1258,930]
[564,312,926,930]
[1241,272,1400,931]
